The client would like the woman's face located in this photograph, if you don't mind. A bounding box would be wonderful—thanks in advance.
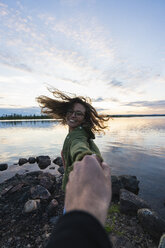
[66,103,86,132]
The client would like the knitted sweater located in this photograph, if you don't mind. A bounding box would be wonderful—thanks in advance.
[62,126,103,191]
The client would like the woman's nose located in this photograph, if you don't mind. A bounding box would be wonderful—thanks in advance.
[71,111,76,117]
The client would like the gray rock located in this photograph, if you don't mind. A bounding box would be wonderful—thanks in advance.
[109,234,134,248]
[30,185,51,200]
[49,216,60,225]
[111,175,139,199]
[53,157,63,167]
[36,155,50,163]
[0,163,8,171]
[36,156,51,169]
[158,234,165,248]
[19,158,28,166]
[119,175,139,194]
[47,199,59,216]
[39,176,54,191]
[24,199,40,213]
[120,189,150,215]
[58,166,64,174]
[138,208,165,240]
[28,157,36,164]
[10,183,24,193]
[0,185,13,196]
[111,175,124,197]
[38,159,51,169]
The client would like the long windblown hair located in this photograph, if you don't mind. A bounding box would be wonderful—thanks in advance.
[36,88,110,133]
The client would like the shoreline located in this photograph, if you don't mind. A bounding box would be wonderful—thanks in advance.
[0,167,162,248]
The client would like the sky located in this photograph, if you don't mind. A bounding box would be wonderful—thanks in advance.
[0,0,165,115]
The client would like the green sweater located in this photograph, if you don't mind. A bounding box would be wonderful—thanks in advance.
[62,126,103,191]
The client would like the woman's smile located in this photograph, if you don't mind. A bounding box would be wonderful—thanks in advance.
[66,103,86,132]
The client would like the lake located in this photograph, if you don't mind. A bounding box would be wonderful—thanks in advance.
[0,117,165,218]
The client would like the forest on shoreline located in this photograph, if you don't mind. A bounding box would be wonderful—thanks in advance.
[0,113,165,120]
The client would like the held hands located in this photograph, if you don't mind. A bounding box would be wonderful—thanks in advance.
[65,155,112,225]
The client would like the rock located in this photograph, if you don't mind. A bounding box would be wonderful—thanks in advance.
[28,157,36,164]
[120,189,150,215]
[19,158,28,166]
[0,163,8,171]
[111,175,139,199]
[38,172,56,182]
[0,185,13,196]
[159,234,165,248]
[10,183,24,193]
[47,199,59,216]
[138,208,165,240]
[39,176,54,191]
[119,175,139,194]
[53,157,63,167]
[30,185,51,200]
[111,175,123,198]
[38,159,51,169]
[24,199,40,213]
[109,234,134,248]
[58,166,64,174]
[36,155,50,163]
[49,216,60,225]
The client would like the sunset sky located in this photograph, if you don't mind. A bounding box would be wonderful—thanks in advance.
[0,0,165,115]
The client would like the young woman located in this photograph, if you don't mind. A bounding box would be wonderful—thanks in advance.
[36,88,110,191]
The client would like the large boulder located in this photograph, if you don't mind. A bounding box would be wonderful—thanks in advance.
[119,175,139,194]
[138,208,165,240]
[53,157,63,167]
[120,189,150,215]
[30,185,51,200]
[28,157,36,164]
[58,166,64,175]
[38,173,56,191]
[18,158,28,166]
[111,175,123,198]
[36,156,51,169]
[36,156,50,163]
[0,163,8,171]
[111,175,139,199]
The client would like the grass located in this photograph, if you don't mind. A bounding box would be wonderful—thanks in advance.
[105,204,124,236]
[108,204,120,215]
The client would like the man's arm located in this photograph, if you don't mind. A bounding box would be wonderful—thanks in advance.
[46,155,112,248]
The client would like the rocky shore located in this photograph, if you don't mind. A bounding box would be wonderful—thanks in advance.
[0,156,165,248]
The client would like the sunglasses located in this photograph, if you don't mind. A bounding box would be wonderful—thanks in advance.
[67,110,85,117]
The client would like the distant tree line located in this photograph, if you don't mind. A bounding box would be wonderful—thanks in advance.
[0,113,164,120]
[0,114,52,120]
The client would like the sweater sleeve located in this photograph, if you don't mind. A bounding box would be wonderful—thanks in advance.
[70,135,93,162]
[46,211,112,248]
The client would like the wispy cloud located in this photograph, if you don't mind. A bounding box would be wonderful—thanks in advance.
[125,100,165,108]
[108,79,123,87]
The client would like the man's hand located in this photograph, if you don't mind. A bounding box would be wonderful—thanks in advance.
[65,155,112,225]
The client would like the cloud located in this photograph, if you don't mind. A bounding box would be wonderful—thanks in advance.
[108,79,123,87]
[125,100,165,108]
[0,51,33,72]
[92,97,119,103]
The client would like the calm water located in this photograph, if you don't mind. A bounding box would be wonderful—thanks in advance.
[0,117,165,218]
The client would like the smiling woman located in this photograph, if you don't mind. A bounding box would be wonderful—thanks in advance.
[36,88,110,194]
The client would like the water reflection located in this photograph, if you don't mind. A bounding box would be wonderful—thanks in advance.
[0,119,57,128]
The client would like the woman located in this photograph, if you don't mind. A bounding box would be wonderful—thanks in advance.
[36,88,110,191]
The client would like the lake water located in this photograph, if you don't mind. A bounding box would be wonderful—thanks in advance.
[0,117,165,218]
